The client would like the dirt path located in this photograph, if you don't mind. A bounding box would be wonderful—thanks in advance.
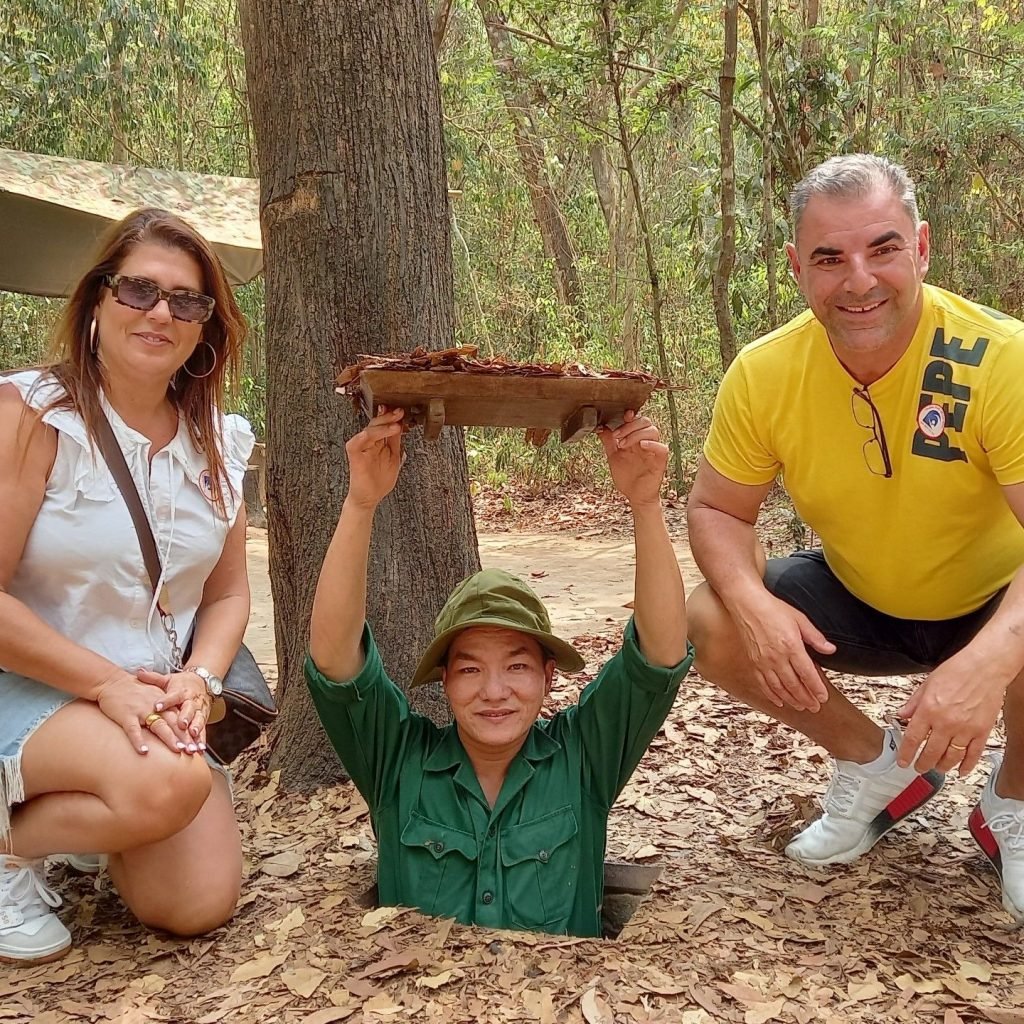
[243,526,705,669]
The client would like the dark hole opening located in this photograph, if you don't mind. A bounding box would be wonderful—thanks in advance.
[600,860,662,940]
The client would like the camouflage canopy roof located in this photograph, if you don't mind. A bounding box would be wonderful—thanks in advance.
[0,148,263,297]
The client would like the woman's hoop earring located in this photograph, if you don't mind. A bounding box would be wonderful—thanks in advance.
[182,340,218,379]
[89,318,98,354]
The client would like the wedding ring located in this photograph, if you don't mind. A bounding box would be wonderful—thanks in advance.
[144,712,162,729]
[948,742,968,751]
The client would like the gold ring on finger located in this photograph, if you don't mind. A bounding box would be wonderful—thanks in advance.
[144,712,162,729]
[948,742,968,751]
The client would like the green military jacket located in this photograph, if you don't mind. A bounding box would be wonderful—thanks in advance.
[306,621,693,937]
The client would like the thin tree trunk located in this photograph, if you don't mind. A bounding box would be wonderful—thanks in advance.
[801,0,820,59]
[741,3,803,184]
[105,26,128,163]
[757,0,778,327]
[240,0,480,790]
[476,0,586,330]
[431,0,455,52]
[601,3,685,491]
[712,0,739,370]
[588,85,639,367]
[175,0,185,170]
[224,2,255,175]
[862,8,881,151]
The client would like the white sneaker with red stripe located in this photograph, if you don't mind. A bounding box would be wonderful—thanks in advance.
[968,753,1024,925]
[0,856,72,964]
[786,726,945,867]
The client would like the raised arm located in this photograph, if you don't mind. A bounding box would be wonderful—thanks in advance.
[597,412,686,666]
[309,407,405,681]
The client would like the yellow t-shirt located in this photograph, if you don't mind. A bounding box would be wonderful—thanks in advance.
[704,284,1024,619]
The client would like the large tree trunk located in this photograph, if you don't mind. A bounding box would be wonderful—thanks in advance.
[240,0,481,790]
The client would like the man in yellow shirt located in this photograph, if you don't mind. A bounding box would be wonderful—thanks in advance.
[687,154,1024,924]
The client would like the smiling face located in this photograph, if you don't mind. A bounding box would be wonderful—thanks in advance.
[786,187,930,379]
[94,242,207,386]
[442,627,556,755]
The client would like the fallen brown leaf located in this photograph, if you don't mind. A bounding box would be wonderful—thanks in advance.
[746,1001,785,1024]
[229,952,288,984]
[259,850,303,877]
[353,948,423,980]
[300,1009,359,1024]
[282,967,327,999]
[581,988,614,1024]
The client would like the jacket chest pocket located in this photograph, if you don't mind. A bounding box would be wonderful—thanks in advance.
[399,812,478,917]
[500,806,579,931]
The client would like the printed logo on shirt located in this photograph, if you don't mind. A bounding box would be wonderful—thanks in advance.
[917,403,946,439]
[199,469,216,502]
[911,327,988,464]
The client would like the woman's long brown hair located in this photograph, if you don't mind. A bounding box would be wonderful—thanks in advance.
[40,207,247,517]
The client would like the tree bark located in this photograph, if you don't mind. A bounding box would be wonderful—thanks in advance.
[432,0,455,52]
[741,2,803,184]
[601,3,685,491]
[588,83,639,368]
[104,24,128,163]
[475,0,586,329]
[757,0,778,328]
[712,0,739,370]
[862,6,881,151]
[175,0,186,170]
[240,0,480,790]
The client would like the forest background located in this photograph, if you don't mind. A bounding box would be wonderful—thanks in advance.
[2,0,1024,491]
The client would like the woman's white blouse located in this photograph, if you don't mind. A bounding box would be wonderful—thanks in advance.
[4,370,254,673]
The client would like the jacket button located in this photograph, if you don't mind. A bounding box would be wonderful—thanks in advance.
[432,841,444,854]
[481,891,494,905]
[538,850,549,863]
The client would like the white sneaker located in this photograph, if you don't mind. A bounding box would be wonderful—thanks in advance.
[968,752,1024,925]
[0,856,72,964]
[786,727,945,867]
[62,853,106,874]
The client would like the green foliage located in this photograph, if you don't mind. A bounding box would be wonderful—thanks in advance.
[3,0,1024,483]
[1,0,250,171]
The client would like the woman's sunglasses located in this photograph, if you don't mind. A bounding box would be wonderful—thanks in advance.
[105,274,216,324]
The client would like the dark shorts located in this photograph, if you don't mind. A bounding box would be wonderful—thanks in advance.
[764,549,1005,675]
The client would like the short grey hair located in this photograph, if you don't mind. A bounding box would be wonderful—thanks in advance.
[789,154,920,239]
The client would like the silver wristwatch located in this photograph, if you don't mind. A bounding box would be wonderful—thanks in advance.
[190,666,224,698]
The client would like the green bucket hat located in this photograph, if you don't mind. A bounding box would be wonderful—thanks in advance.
[410,568,585,686]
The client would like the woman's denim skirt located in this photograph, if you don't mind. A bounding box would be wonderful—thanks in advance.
[1,670,229,846]
[0,671,75,844]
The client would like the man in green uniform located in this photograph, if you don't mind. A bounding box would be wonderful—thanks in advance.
[306,407,690,936]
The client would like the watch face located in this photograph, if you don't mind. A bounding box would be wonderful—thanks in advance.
[194,667,224,697]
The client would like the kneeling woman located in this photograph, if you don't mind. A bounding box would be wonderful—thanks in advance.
[0,209,253,963]
[307,407,692,937]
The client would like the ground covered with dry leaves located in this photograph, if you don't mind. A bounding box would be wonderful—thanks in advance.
[5,491,1022,1024]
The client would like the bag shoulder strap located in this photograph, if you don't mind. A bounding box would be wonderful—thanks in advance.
[93,411,162,594]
